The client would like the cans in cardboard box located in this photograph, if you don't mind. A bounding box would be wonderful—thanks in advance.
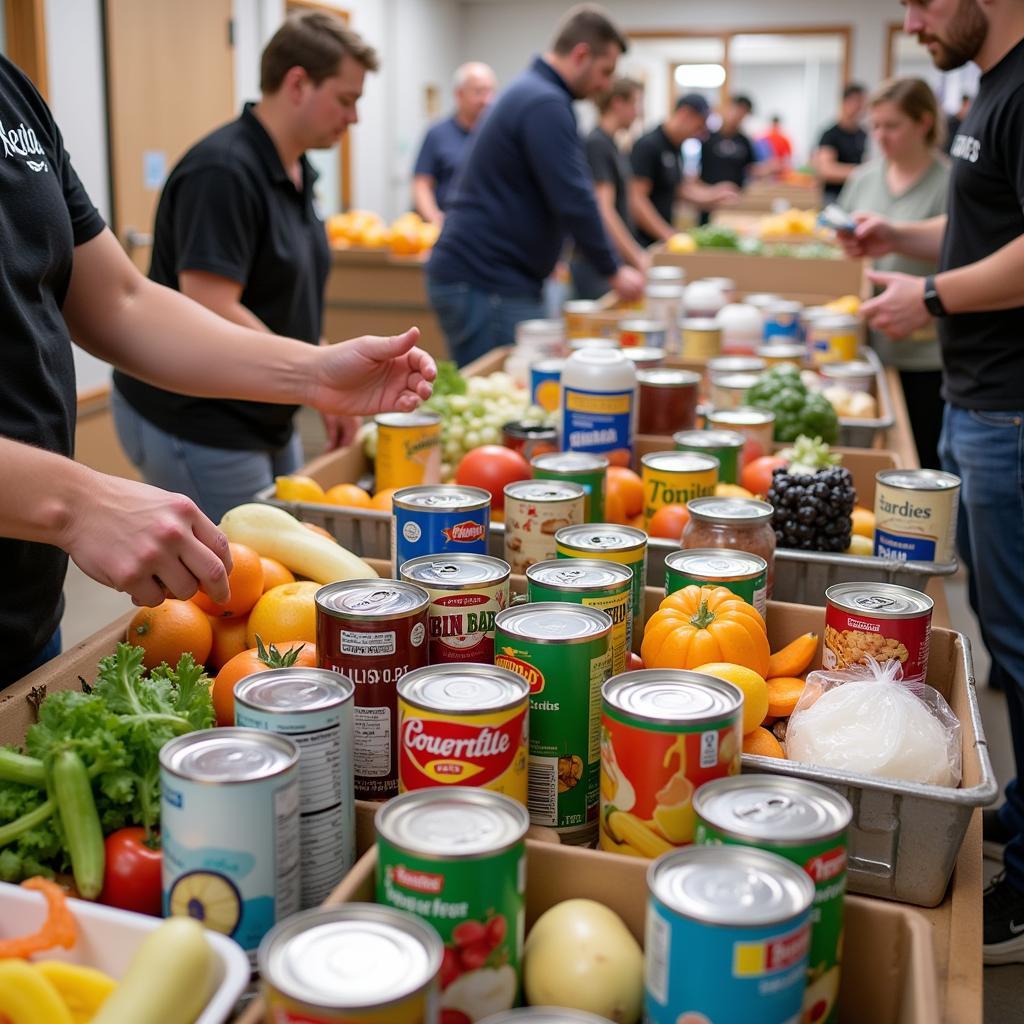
[375,411,442,491]
[392,485,491,573]
[640,451,718,529]
[531,450,608,523]
[873,469,960,564]
[664,548,768,618]
[503,480,586,576]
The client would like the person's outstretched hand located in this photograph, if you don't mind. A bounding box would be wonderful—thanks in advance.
[309,327,436,417]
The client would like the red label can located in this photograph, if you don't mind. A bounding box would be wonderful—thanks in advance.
[316,580,430,799]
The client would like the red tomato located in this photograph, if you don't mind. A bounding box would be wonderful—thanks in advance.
[100,828,162,916]
[742,438,764,466]
[628,652,645,672]
[454,446,530,510]
[740,455,788,497]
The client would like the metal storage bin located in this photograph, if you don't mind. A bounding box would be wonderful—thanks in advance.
[835,347,896,448]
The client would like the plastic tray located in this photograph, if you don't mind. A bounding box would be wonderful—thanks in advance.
[834,346,896,448]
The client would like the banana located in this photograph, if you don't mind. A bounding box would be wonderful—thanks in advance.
[33,961,117,1024]
[0,959,74,1024]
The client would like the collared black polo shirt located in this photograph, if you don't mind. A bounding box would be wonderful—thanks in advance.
[630,125,682,246]
[113,103,330,450]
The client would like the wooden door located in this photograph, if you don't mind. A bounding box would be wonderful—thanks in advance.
[104,0,236,269]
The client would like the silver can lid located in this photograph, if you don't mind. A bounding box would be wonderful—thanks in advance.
[400,553,510,590]
[876,469,961,493]
[674,429,746,451]
[555,523,647,553]
[160,728,298,783]
[621,347,666,366]
[234,667,354,714]
[568,337,618,351]
[819,360,874,379]
[376,787,530,857]
[826,582,934,618]
[756,343,806,360]
[495,602,612,643]
[649,845,815,927]
[765,299,804,315]
[518,317,564,336]
[682,317,720,331]
[394,484,490,511]
[813,313,860,329]
[641,451,720,475]
[713,372,761,391]
[504,480,586,503]
[563,300,601,313]
[531,451,609,474]
[316,580,430,621]
[636,368,701,388]
[706,407,776,428]
[531,358,565,373]
[602,669,742,724]
[260,904,442,1009]
[527,559,633,592]
[745,292,782,308]
[665,549,767,580]
[375,410,441,429]
[707,356,767,377]
[620,318,669,331]
[694,776,852,843]
[398,664,529,713]
[687,497,773,524]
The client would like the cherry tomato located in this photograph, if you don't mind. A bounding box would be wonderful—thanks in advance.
[99,828,162,917]
[440,945,462,989]
[459,939,491,971]
[454,446,531,510]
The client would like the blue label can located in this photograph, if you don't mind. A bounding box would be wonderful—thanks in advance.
[562,385,635,464]
[763,300,804,342]
[530,358,565,413]
[645,845,814,1024]
[160,728,301,966]
[392,484,491,573]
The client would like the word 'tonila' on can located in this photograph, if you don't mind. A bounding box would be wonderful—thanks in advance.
[640,451,719,529]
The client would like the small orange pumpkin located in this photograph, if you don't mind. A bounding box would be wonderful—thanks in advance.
[641,585,770,678]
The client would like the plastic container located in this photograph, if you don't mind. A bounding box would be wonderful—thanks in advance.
[683,279,726,318]
[715,303,763,355]
[561,348,637,465]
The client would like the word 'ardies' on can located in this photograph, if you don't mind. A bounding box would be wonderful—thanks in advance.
[694,775,853,1024]
[259,904,443,1023]
[665,548,769,619]
[375,411,442,492]
[873,468,961,565]
[400,554,511,665]
[233,669,355,911]
[600,670,742,856]
[316,580,430,800]
[376,788,529,1022]
[640,451,719,529]
[393,484,491,574]
[555,523,647,649]
[503,480,586,576]
[823,581,934,684]
[673,429,746,486]
[531,450,609,524]
[495,603,613,843]
[645,845,815,1024]
[160,729,300,966]
[397,664,529,803]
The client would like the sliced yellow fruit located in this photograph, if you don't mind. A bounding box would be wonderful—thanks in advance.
[168,870,242,935]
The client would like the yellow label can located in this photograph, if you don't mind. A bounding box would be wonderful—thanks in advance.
[641,452,719,528]
[374,411,442,491]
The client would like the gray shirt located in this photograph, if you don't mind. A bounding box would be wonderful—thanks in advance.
[838,156,950,371]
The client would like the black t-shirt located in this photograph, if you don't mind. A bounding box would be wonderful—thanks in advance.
[630,125,682,246]
[939,37,1024,410]
[818,123,867,202]
[0,56,105,681]
[585,126,632,229]
[113,104,330,450]
[701,130,757,187]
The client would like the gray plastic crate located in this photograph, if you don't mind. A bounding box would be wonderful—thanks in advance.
[835,349,896,448]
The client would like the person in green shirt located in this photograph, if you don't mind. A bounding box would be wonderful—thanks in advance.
[837,77,949,469]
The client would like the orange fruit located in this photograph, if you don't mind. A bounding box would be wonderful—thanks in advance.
[207,614,250,671]
[851,507,876,539]
[127,599,213,670]
[246,582,321,648]
[324,483,372,509]
[607,466,643,518]
[212,639,317,727]
[369,487,401,511]
[260,557,295,592]
[604,488,628,525]
[192,542,264,618]
[303,522,337,543]
[647,504,691,540]
[743,727,786,759]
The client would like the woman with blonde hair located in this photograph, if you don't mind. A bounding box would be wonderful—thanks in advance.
[837,77,949,469]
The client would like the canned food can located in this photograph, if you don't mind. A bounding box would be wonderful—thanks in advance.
[708,371,761,412]
[874,469,961,565]
[502,421,560,463]
[756,343,806,368]
[529,358,564,413]
[494,604,613,841]
[707,355,767,380]
[375,411,442,491]
[745,292,782,311]
[233,669,355,909]
[818,359,875,394]
[673,429,745,485]
[704,407,776,464]
[763,299,804,341]
[703,276,737,303]
[259,903,443,1023]
[645,845,814,1023]
[621,346,666,370]
[531,451,608,523]
[567,336,618,352]
[600,670,742,854]
[503,480,586,576]
[824,582,934,683]
[620,318,669,351]
[664,549,768,618]
[636,368,701,435]
[555,524,647,648]
[516,318,564,356]
[316,580,431,799]
[681,317,722,360]
[160,729,300,965]
[400,554,511,664]
[809,314,861,366]
[800,305,834,342]
[563,300,602,339]
[393,485,491,573]
[526,559,633,675]
[397,665,529,802]
[640,452,719,529]
[376,789,529,1020]
[694,776,853,1024]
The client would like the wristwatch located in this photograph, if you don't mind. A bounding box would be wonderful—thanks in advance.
[923,275,948,317]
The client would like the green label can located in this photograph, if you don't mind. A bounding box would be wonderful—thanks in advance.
[494,603,613,844]
[375,788,529,1020]
[693,776,852,1024]
[525,559,632,675]
[531,450,609,523]
[664,549,768,619]
[555,524,647,651]
[672,429,745,485]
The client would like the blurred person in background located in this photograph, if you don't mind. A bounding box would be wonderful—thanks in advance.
[813,83,868,203]
[945,91,972,152]
[758,114,794,167]
[698,94,764,224]
[629,93,739,246]
[570,76,648,300]
[426,4,645,366]
[412,61,497,225]
[836,77,949,470]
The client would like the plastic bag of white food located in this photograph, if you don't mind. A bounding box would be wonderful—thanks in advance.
[785,656,961,787]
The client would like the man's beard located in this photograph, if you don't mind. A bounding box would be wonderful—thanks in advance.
[918,0,988,71]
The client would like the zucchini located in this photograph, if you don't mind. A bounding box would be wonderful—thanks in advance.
[0,748,46,787]
[51,749,105,900]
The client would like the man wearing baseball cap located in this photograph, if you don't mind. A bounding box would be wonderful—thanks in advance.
[629,92,739,246]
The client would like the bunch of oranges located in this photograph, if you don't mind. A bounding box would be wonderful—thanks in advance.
[325,210,440,257]
[605,466,690,540]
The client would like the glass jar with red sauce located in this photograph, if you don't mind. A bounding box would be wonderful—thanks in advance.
[682,497,777,597]
[636,368,701,435]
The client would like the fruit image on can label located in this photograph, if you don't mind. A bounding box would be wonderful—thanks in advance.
[640,452,718,529]
[503,481,585,577]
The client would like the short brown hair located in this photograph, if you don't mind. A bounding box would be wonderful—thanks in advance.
[260,11,379,93]
[551,4,628,57]
[870,77,944,148]
[595,76,641,113]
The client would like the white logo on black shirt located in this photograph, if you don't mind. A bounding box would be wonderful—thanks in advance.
[950,134,981,163]
[0,116,48,172]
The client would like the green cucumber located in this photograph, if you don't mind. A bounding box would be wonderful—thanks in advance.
[0,749,46,787]
[51,749,105,899]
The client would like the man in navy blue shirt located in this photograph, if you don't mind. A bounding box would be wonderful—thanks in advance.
[426,4,645,366]
[412,62,497,225]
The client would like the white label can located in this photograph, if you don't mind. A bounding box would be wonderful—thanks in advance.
[873,469,961,564]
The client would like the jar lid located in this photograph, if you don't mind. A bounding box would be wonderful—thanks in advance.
[636,368,701,388]
[687,497,774,524]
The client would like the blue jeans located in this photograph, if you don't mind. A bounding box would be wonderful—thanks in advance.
[426,277,545,367]
[111,388,304,526]
[938,404,1024,889]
